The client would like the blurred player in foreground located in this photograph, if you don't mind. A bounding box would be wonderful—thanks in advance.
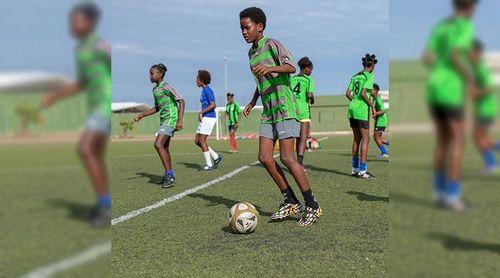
[225,93,242,153]
[42,3,111,226]
[470,39,499,173]
[422,0,478,211]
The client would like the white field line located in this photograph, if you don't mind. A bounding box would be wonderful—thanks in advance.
[111,136,329,226]
[20,136,329,277]
[20,241,111,278]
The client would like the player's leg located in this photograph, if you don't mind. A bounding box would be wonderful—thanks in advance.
[350,119,361,176]
[229,126,237,152]
[258,136,301,220]
[154,134,175,187]
[473,121,497,171]
[77,130,110,226]
[432,118,449,202]
[374,129,388,158]
[196,133,213,170]
[358,124,373,178]
[296,121,310,167]
[445,115,466,210]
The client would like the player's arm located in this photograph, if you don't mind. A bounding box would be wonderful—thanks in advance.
[135,107,158,122]
[308,93,315,105]
[253,40,296,76]
[253,63,295,76]
[244,87,260,117]
[451,48,478,98]
[42,83,82,108]
[422,49,435,70]
[175,99,185,131]
[345,88,353,101]
[360,88,376,115]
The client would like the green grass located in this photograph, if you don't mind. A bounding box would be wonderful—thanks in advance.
[111,136,388,276]
[390,133,500,277]
[0,143,110,277]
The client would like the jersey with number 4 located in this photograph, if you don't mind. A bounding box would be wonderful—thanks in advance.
[290,75,315,120]
[347,71,374,121]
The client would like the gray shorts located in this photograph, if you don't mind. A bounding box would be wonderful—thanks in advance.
[158,123,175,137]
[85,113,111,134]
[260,119,300,140]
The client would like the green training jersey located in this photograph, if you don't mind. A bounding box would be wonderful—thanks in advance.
[153,81,183,127]
[347,71,374,121]
[374,95,388,128]
[225,101,241,126]
[76,33,111,117]
[248,35,298,124]
[290,74,315,120]
[474,61,497,119]
[426,16,474,107]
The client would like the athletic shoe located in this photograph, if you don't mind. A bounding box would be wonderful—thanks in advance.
[162,174,175,188]
[481,165,500,175]
[90,205,111,228]
[378,154,389,159]
[229,149,238,153]
[270,202,302,220]
[351,168,359,177]
[201,164,214,171]
[297,206,322,227]
[214,154,223,168]
[445,198,470,213]
[358,171,376,179]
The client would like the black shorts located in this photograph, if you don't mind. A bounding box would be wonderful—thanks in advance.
[228,124,238,132]
[475,117,494,127]
[429,105,464,121]
[375,126,386,132]
[349,118,370,129]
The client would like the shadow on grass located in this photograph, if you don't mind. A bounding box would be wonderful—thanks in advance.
[189,193,272,217]
[305,165,353,177]
[346,191,389,203]
[328,152,389,163]
[179,162,201,170]
[47,198,94,222]
[127,172,161,185]
[427,232,500,254]
[391,192,440,210]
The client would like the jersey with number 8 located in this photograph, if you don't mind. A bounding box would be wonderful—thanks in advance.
[347,71,374,121]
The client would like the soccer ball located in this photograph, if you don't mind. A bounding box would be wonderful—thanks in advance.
[228,202,259,234]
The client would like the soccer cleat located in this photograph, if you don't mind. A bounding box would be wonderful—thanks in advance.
[162,174,175,188]
[351,168,360,177]
[358,171,376,179]
[481,166,500,175]
[297,206,322,227]
[89,205,111,228]
[445,198,470,213]
[378,154,389,159]
[213,154,223,167]
[201,164,214,171]
[270,202,302,220]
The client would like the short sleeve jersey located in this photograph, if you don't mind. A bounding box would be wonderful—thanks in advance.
[290,74,315,114]
[153,81,183,127]
[76,33,111,117]
[248,36,298,123]
[374,95,388,128]
[200,86,216,118]
[426,16,474,107]
[474,61,497,119]
[347,71,374,121]
[225,101,241,126]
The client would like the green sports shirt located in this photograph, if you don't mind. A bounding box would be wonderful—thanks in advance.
[248,35,298,124]
[225,101,241,126]
[426,16,474,107]
[347,71,374,121]
[76,33,111,117]
[374,95,388,128]
[290,74,315,118]
[153,81,183,127]
[474,61,497,119]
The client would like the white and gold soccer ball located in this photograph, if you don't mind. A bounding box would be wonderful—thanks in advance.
[228,202,259,234]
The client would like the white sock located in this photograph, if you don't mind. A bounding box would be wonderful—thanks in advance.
[208,147,219,160]
[203,151,213,167]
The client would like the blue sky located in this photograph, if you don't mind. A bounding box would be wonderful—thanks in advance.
[391,0,500,59]
[109,0,389,110]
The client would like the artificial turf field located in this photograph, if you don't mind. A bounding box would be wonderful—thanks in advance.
[0,143,110,277]
[390,132,500,277]
[111,136,389,276]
